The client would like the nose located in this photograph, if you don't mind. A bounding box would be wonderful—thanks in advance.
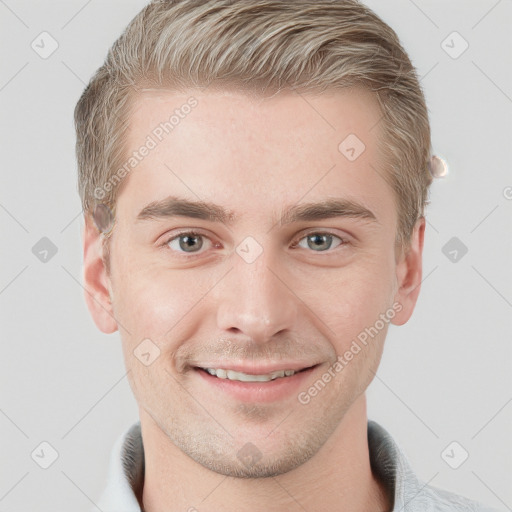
[214,248,298,344]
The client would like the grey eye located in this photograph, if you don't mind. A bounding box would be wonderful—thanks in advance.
[168,233,208,253]
[297,233,342,252]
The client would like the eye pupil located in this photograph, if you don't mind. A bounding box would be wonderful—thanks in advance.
[180,234,203,252]
[307,234,332,251]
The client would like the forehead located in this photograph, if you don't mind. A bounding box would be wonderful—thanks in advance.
[115,87,395,228]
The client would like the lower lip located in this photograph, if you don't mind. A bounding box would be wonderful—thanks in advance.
[194,366,319,403]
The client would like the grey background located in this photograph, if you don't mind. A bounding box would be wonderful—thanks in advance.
[1,0,511,511]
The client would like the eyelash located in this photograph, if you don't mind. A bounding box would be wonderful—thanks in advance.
[160,229,349,258]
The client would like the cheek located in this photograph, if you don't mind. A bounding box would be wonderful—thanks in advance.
[110,253,194,341]
[312,262,396,348]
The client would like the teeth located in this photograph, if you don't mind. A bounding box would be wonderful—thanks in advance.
[216,369,227,379]
[203,368,298,382]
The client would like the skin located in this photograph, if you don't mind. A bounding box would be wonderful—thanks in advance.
[83,87,425,512]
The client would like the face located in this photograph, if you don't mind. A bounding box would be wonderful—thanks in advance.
[83,86,424,477]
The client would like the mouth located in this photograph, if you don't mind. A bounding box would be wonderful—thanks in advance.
[195,365,316,382]
[193,364,321,403]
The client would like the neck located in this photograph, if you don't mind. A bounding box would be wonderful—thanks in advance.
[140,394,390,512]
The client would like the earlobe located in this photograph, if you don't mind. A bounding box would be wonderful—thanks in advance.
[82,215,118,334]
[391,217,426,326]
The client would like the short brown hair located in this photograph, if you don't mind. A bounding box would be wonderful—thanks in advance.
[75,0,433,269]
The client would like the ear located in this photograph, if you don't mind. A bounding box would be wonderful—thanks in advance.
[82,215,118,334]
[391,217,426,326]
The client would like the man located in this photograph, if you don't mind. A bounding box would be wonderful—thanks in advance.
[76,1,500,510]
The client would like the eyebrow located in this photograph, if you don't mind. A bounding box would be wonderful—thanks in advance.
[136,195,377,226]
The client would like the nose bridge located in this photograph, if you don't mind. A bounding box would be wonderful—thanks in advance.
[215,245,297,342]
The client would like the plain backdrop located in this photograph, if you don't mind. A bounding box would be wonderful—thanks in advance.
[1,1,511,511]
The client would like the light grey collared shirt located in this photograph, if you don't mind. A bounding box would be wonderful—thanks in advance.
[94,420,501,511]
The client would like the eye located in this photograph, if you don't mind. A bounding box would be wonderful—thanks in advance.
[293,232,345,252]
[161,230,347,257]
[163,231,214,255]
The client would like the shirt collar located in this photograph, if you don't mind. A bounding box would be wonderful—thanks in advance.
[95,420,426,512]
[97,422,145,511]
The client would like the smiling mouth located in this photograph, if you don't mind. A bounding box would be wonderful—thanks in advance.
[195,365,317,383]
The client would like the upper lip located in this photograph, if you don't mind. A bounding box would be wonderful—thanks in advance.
[194,362,320,374]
